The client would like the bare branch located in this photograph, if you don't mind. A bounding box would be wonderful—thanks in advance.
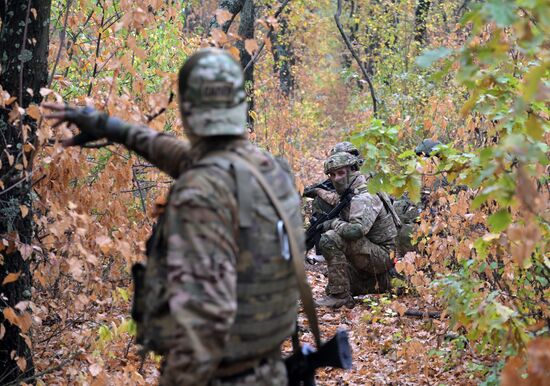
[334,0,378,116]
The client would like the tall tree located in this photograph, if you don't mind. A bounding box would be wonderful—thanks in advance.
[0,0,52,383]
[210,0,256,130]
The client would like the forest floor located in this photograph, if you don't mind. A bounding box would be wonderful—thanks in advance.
[292,258,497,386]
[32,257,496,386]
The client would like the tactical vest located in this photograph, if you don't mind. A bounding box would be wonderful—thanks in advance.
[137,147,301,365]
[353,185,398,247]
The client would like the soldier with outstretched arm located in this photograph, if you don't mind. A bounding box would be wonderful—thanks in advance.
[44,48,305,386]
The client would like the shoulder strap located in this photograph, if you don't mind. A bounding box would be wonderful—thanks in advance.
[377,192,402,229]
[212,150,322,348]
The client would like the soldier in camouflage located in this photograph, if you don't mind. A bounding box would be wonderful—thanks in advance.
[304,141,364,254]
[315,152,398,308]
[44,48,304,385]
[393,139,446,258]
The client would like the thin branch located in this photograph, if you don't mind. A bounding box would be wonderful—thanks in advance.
[146,91,175,122]
[334,0,378,116]
[87,4,106,96]
[18,0,32,134]
[3,345,91,386]
[48,0,73,87]
[132,166,147,215]
[243,0,291,73]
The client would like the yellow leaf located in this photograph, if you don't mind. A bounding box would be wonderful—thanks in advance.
[20,205,29,218]
[2,272,21,285]
[215,9,233,25]
[244,39,259,55]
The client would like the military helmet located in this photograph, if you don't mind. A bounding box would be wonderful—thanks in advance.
[415,139,441,156]
[330,141,360,157]
[178,48,247,136]
[324,152,358,174]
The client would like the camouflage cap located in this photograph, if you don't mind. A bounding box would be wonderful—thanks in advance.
[329,141,360,156]
[178,48,247,136]
[324,152,358,174]
[415,139,441,156]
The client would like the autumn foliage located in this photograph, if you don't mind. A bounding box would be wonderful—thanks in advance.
[0,0,548,385]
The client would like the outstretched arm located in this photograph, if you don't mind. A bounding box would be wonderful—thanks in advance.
[43,103,191,178]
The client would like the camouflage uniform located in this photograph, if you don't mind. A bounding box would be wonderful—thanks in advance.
[306,142,364,251]
[49,49,303,386]
[317,153,398,306]
[393,139,447,258]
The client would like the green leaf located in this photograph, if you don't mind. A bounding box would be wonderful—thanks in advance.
[483,0,517,27]
[416,48,453,68]
[488,209,512,232]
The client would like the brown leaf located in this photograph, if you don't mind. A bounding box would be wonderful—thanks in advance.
[215,9,233,25]
[16,357,26,371]
[26,104,41,120]
[89,363,103,377]
[244,39,259,55]
[20,205,29,218]
[211,29,228,46]
[2,272,21,285]
[0,323,5,340]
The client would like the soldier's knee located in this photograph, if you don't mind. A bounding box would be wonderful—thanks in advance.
[319,231,341,253]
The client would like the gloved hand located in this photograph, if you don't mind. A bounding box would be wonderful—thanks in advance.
[338,223,363,240]
[318,218,335,232]
[43,103,129,146]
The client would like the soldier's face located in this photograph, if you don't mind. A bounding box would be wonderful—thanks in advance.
[328,167,351,193]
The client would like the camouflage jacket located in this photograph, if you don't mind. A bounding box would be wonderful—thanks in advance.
[326,173,397,246]
[123,125,301,385]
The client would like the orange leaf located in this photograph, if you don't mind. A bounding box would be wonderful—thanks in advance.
[2,272,21,285]
[26,104,41,120]
[244,39,259,55]
[3,307,20,326]
[215,9,233,25]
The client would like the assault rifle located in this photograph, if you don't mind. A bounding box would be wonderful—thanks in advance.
[305,178,356,251]
[302,179,334,198]
[285,328,352,386]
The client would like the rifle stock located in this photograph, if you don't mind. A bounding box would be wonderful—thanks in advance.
[285,329,352,386]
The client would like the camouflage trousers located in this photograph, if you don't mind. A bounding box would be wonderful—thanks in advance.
[210,358,288,386]
[319,230,393,296]
[159,354,288,386]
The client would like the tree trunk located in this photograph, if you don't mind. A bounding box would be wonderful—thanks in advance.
[269,9,295,97]
[0,0,51,383]
[236,0,255,130]
[414,0,430,44]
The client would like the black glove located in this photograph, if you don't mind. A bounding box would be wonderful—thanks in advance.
[44,103,129,147]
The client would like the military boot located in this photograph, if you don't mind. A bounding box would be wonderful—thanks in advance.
[315,294,355,309]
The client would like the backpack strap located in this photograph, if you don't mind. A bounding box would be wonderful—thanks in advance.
[377,192,402,229]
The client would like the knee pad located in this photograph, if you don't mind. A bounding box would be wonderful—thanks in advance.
[319,233,339,253]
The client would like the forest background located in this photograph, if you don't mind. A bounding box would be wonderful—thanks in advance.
[0,0,548,385]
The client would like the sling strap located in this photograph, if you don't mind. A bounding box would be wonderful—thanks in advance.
[214,151,322,349]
